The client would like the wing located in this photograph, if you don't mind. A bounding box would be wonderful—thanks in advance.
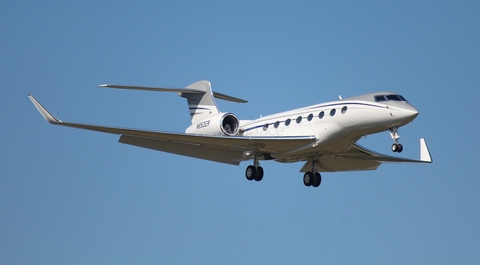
[300,139,432,172]
[28,95,316,165]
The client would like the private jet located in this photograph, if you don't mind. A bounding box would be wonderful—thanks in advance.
[29,80,432,188]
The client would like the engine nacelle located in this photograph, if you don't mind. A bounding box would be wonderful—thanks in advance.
[185,112,240,136]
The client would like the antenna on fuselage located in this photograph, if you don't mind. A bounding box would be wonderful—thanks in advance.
[338,95,342,100]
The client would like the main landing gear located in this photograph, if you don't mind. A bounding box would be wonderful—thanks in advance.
[245,154,264,181]
[244,156,322,188]
[245,165,264,181]
[389,126,403,153]
[303,160,321,188]
[303,172,321,188]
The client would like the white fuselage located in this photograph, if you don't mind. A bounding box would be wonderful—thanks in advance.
[239,92,419,161]
[28,83,431,188]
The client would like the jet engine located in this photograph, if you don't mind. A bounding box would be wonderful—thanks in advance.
[185,112,239,136]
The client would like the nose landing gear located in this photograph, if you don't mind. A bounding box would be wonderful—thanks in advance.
[389,127,403,153]
[392,143,403,153]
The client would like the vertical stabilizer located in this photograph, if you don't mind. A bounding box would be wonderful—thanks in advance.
[181,80,220,123]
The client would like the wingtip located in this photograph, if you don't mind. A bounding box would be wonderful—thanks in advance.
[98,84,110,87]
[28,95,62,124]
[420,138,432,163]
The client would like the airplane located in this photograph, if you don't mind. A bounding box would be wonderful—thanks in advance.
[28,80,432,188]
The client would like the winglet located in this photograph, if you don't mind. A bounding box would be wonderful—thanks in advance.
[28,95,62,124]
[420,138,432,163]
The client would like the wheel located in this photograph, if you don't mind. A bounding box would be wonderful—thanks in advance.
[245,165,256,181]
[392,143,398,152]
[312,172,322,187]
[396,144,403,153]
[303,172,313,186]
[254,166,264,181]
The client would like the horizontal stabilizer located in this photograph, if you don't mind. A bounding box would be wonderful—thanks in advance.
[98,84,201,94]
[99,82,248,103]
[212,91,248,103]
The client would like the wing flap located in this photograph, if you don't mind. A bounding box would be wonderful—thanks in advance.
[300,159,381,172]
[119,135,245,165]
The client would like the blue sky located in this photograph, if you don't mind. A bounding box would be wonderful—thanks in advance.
[1,1,479,264]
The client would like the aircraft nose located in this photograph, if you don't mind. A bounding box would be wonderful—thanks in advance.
[400,104,419,121]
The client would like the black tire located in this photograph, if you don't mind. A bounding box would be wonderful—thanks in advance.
[303,172,313,187]
[312,172,322,187]
[245,165,256,181]
[396,144,403,153]
[392,143,398,152]
[254,166,264,181]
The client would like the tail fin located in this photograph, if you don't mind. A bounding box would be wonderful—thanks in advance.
[181,80,219,123]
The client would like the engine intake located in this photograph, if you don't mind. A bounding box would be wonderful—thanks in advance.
[185,113,239,136]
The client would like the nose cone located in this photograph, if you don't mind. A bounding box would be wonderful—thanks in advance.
[399,104,419,123]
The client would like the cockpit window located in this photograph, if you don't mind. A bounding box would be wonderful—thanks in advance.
[375,94,408,102]
[386,94,401,101]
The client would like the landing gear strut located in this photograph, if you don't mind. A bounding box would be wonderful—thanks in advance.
[303,160,321,188]
[245,154,264,181]
[389,127,403,153]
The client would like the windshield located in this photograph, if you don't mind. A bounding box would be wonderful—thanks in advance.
[374,94,407,102]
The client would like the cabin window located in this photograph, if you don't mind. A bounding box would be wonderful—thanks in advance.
[307,113,313,121]
[330,109,336,116]
[285,119,291,126]
[341,106,347,114]
[274,121,280,128]
[263,124,269,131]
[318,111,325,119]
[296,116,302,124]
